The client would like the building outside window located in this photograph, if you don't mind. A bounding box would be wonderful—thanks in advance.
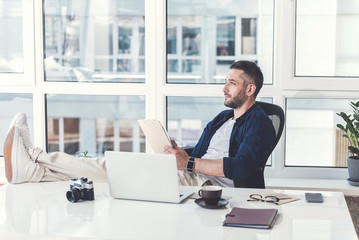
[167,0,273,84]
[44,0,145,83]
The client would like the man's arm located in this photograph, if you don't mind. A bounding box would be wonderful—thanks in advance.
[164,141,225,177]
[193,158,224,177]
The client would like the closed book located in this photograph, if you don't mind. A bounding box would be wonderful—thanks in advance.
[223,207,278,229]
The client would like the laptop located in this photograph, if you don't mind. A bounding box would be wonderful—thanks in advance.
[105,151,194,203]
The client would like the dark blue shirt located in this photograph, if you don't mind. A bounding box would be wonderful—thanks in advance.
[190,103,275,182]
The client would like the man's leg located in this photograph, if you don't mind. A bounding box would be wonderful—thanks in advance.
[30,148,107,181]
[3,113,107,183]
[177,170,211,186]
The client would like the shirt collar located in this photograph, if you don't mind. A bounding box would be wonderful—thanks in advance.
[221,103,258,125]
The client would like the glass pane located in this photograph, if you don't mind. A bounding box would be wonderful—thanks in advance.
[241,18,257,54]
[296,0,359,77]
[0,93,33,156]
[167,97,272,164]
[44,0,145,83]
[286,98,358,167]
[46,94,145,157]
[0,0,23,73]
[217,16,235,57]
[167,97,226,147]
[167,0,274,84]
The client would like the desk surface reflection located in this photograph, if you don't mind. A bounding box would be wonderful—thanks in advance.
[0,181,356,240]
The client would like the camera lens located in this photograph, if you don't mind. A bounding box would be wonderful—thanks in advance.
[66,188,81,203]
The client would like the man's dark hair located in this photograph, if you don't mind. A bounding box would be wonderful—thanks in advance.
[229,60,263,98]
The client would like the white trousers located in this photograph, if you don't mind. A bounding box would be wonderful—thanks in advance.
[30,148,209,186]
[30,148,107,182]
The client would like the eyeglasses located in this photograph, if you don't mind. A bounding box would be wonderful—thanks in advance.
[247,194,279,203]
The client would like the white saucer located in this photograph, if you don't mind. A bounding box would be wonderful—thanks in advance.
[347,178,359,186]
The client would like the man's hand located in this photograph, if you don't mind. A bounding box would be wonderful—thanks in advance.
[165,140,225,177]
[164,140,189,170]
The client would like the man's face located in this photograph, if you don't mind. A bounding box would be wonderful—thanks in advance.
[223,69,248,109]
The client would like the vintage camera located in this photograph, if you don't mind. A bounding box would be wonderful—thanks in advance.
[66,177,94,203]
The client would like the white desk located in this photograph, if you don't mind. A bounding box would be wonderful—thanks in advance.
[0,182,357,240]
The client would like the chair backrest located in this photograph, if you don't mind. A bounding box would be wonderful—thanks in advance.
[233,101,285,188]
[256,101,285,151]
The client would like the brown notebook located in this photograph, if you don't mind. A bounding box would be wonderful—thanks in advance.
[223,207,278,229]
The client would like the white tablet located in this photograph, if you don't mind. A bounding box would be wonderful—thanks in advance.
[138,119,172,153]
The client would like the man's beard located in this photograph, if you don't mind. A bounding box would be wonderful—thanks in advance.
[224,89,247,109]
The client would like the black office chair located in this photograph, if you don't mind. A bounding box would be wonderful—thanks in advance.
[184,101,285,189]
[233,101,285,188]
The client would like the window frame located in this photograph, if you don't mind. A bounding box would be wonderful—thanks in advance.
[0,0,357,180]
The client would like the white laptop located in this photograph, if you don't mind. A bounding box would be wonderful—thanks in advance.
[105,151,194,203]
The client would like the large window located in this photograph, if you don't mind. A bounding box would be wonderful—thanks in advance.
[2,0,359,182]
[41,0,146,158]
[167,0,274,84]
[44,0,145,82]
